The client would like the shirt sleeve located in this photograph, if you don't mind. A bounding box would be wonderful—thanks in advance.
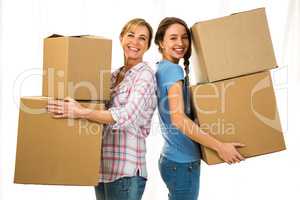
[108,69,157,132]
[162,63,184,91]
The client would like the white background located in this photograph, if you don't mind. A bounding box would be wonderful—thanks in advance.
[0,0,299,199]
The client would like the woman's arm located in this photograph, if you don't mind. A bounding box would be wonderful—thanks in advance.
[47,98,115,124]
[168,81,245,164]
[47,69,156,130]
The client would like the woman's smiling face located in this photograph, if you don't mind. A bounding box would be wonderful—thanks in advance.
[120,25,150,63]
[159,23,189,63]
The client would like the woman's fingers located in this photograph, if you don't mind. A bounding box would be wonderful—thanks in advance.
[52,113,66,118]
[48,99,64,106]
[222,151,245,165]
[232,143,246,161]
[47,100,69,114]
[227,159,234,165]
[232,142,246,148]
[47,100,66,114]
[64,97,76,102]
[229,153,245,164]
[47,105,62,114]
[47,99,80,119]
[236,152,245,161]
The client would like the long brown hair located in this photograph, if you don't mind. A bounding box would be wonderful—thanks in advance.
[154,17,191,76]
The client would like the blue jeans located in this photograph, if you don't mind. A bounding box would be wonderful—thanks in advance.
[94,176,146,200]
[159,155,201,200]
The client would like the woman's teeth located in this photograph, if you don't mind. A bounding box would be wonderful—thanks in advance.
[174,48,184,53]
[128,46,139,52]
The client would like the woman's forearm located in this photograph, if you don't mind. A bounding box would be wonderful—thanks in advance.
[79,108,115,124]
[171,113,222,152]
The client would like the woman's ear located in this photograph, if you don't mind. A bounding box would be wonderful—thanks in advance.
[119,35,123,43]
[159,41,164,51]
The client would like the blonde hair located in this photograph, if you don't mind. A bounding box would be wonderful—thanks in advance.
[120,18,153,49]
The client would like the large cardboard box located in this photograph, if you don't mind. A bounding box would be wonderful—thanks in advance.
[14,97,104,185]
[190,71,286,165]
[43,34,112,100]
[191,8,277,83]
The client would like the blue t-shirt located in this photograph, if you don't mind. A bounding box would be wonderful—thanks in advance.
[155,60,200,163]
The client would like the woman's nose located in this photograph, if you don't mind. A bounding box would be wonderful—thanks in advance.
[130,37,139,45]
[177,39,183,46]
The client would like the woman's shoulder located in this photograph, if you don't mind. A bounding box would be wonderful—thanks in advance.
[141,62,155,73]
[135,62,155,77]
[156,60,183,76]
[132,62,156,85]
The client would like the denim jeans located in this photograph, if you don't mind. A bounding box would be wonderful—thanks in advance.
[94,176,146,200]
[159,155,201,200]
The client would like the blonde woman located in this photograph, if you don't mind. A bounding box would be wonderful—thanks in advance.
[47,18,157,200]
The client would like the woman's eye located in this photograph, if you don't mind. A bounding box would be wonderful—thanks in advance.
[170,37,176,40]
[139,37,146,41]
[127,33,134,37]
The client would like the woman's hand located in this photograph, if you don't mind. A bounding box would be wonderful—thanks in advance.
[216,142,246,164]
[47,97,85,119]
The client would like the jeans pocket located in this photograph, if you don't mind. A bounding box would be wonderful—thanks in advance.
[159,156,177,169]
[114,176,145,200]
[131,176,147,200]
[174,165,192,192]
[116,177,130,192]
[159,156,177,191]
[191,161,201,177]
[106,178,130,200]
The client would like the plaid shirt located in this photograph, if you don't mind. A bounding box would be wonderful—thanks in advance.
[99,62,157,183]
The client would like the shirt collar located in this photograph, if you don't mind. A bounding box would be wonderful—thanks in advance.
[112,62,147,78]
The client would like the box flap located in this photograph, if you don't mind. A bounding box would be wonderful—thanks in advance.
[72,35,111,40]
[192,8,266,27]
[231,7,265,16]
[45,34,110,40]
[46,34,64,38]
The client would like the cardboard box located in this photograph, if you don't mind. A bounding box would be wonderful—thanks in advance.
[190,71,286,165]
[43,34,112,100]
[14,97,104,185]
[191,8,277,83]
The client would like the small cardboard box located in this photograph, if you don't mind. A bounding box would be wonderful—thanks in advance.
[42,34,112,100]
[191,8,277,83]
[14,97,104,185]
[190,71,286,165]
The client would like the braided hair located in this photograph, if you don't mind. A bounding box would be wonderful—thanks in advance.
[155,17,193,118]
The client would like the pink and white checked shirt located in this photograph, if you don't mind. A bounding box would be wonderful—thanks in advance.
[99,62,157,183]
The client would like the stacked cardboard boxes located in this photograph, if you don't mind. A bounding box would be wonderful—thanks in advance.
[14,35,112,185]
[190,8,286,165]
[42,34,112,100]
